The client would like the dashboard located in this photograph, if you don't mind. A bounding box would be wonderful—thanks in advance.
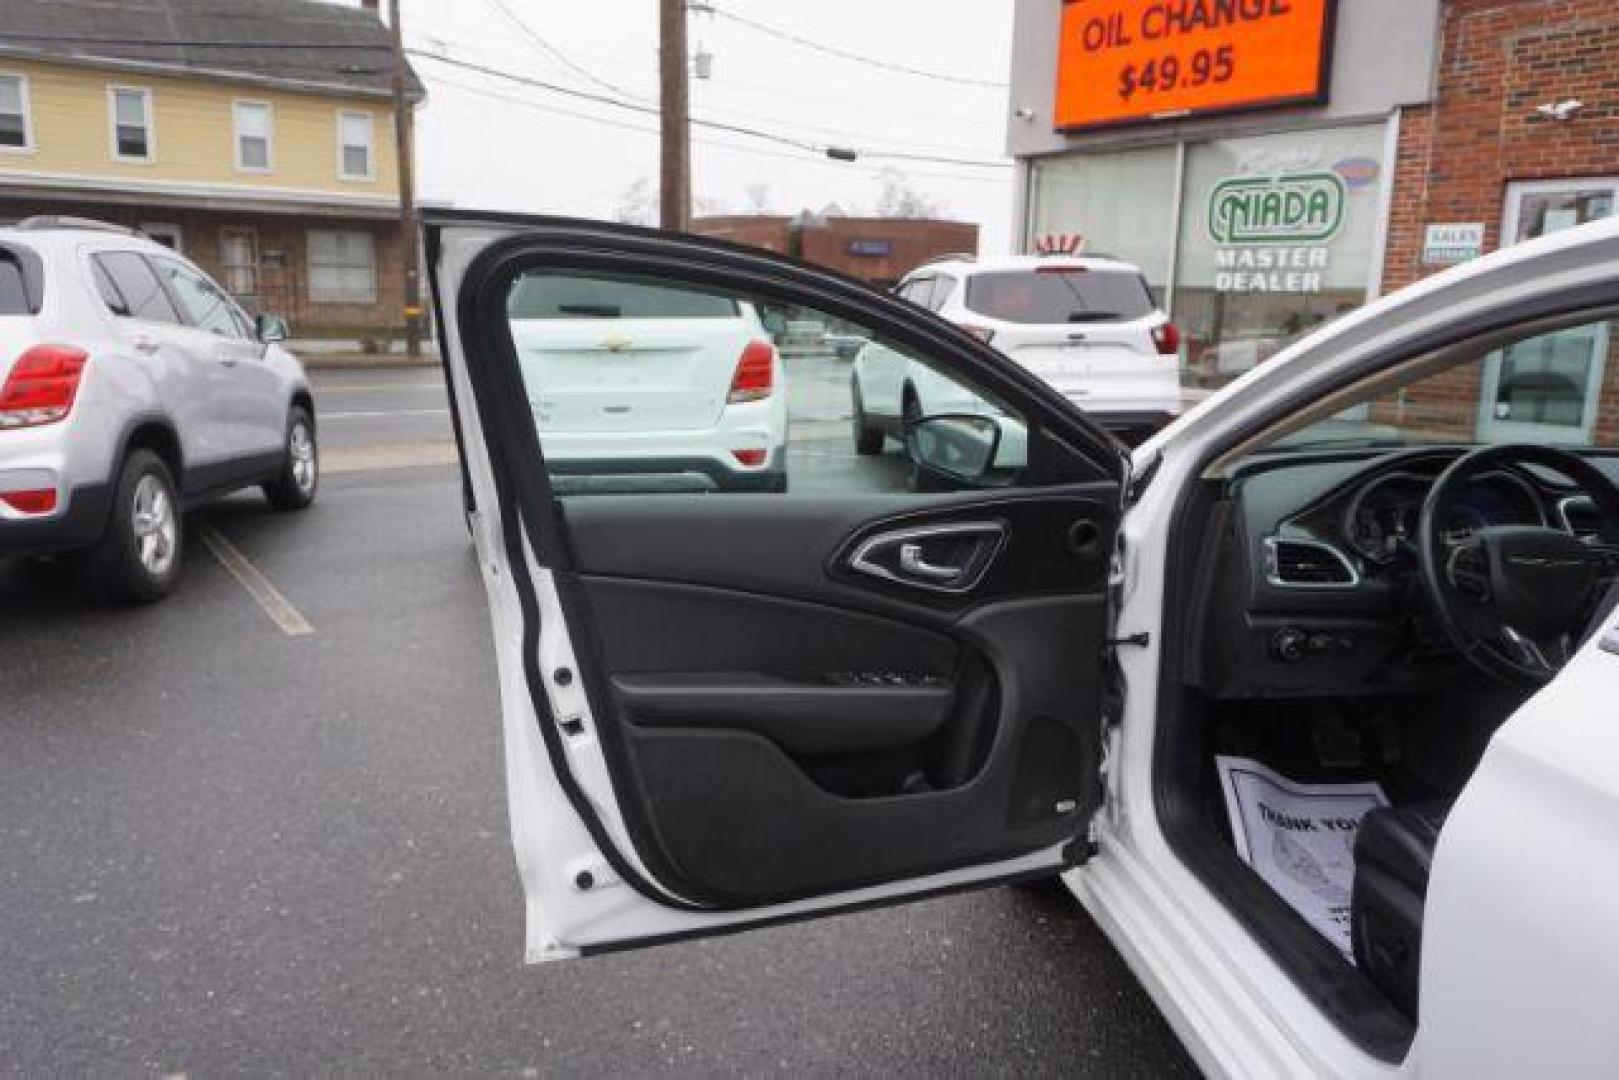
[1190,446,1613,698]
[1343,469,1547,563]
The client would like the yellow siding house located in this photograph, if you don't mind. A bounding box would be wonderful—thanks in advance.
[0,0,423,340]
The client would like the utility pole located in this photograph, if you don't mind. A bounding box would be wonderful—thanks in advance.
[658,0,691,231]
[388,0,422,357]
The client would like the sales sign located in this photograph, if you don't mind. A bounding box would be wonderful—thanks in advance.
[1054,0,1336,132]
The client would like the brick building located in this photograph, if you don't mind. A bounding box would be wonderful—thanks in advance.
[691,213,979,288]
[1006,0,1619,446]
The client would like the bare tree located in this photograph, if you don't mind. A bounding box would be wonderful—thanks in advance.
[694,192,731,217]
[614,176,657,226]
[873,168,945,220]
[742,181,774,215]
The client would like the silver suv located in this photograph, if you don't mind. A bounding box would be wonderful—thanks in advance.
[0,218,317,602]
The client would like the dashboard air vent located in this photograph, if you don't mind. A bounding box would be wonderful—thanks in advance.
[1267,538,1357,587]
[1559,496,1600,540]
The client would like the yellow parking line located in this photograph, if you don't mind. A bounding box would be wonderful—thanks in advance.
[198,525,314,637]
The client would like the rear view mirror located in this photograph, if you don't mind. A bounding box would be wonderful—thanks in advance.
[256,313,290,343]
[905,413,1002,485]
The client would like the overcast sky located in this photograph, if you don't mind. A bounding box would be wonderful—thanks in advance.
[341,0,1018,252]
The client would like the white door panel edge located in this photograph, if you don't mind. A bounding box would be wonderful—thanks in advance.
[1079,459,1402,1080]
[1421,603,1619,1077]
[436,223,1078,960]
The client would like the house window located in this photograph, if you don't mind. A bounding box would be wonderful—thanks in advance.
[220,227,259,301]
[338,110,375,181]
[233,100,273,171]
[140,222,182,252]
[0,74,33,150]
[109,86,154,161]
[307,229,377,304]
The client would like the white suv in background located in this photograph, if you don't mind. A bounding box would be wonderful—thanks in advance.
[506,273,787,493]
[888,254,1182,444]
[0,218,317,602]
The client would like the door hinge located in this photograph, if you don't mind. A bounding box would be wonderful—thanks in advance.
[1107,631,1151,649]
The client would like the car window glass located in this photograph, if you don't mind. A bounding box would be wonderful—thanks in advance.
[153,257,247,338]
[92,252,180,324]
[509,275,739,319]
[1254,317,1619,455]
[0,259,31,315]
[929,276,956,311]
[502,268,1030,496]
[964,268,1156,324]
[899,278,930,306]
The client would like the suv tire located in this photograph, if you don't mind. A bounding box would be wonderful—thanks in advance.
[851,378,885,456]
[263,406,318,511]
[87,449,183,604]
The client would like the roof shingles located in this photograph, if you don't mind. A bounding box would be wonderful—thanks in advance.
[0,0,422,99]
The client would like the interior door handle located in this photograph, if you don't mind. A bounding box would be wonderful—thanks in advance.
[847,519,1008,594]
[898,542,964,580]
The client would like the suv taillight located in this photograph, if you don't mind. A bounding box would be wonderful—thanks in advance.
[0,345,90,429]
[1151,322,1181,357]
[727,341,775,404]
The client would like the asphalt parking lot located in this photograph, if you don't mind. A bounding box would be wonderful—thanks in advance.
[0,361,1195,1076]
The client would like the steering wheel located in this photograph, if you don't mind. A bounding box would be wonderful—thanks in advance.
[1417,444,1619,685]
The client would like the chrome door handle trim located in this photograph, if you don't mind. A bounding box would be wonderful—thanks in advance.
[848,520,1007,594]
[898,543,963,580]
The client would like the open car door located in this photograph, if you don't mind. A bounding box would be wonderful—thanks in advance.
[427,212,1130,959]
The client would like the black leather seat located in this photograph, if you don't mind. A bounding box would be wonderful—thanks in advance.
[1350,799,1453,1021]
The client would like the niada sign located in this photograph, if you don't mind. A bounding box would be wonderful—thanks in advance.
[1209,172,1346,244]
[1210,171,1347,294]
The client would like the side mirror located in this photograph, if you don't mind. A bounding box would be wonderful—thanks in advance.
[905,413,1002,486]
[256,313,290,344]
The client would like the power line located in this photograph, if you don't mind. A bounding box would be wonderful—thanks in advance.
[408,48,1011,170]
[481,0,654,104]
[428,70,1013,185]
[705,7,1008,90]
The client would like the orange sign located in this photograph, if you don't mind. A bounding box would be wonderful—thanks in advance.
[1054,0,1335,132]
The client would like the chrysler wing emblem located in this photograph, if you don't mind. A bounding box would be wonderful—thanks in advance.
[599,336,633,353]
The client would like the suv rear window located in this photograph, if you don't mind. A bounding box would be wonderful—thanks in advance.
[0,243,44,314]
[964,269,1155,325]
[508,274,739,319]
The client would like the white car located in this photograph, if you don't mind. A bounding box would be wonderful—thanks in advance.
[0,217,316,601]
[874,254,1182,445]
[434,212,1619,1077]
[506,273,787,493]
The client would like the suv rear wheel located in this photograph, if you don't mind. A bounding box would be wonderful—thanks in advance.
[87,449,183,603]
[263,406,318,511]
[851,377,885,456]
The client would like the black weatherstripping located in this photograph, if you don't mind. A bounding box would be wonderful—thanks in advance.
[435,212,1126,913]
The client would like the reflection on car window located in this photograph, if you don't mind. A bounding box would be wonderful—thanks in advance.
[93,252,181,324]
[509,275,739,319]
[1264,318,1619,453]
[153,258,246,338]
[502,269,1028,496]
[964,269,1155,324]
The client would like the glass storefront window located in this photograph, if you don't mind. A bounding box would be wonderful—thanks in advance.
[1175,124,1387,387]
[1028,146,1178,297]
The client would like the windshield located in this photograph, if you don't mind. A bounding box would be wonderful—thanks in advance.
[963,268,1155,324]
[1258,317,1619,454]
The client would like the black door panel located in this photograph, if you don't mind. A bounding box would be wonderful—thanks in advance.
[612,672,955,756]
[567,496,1111,907]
